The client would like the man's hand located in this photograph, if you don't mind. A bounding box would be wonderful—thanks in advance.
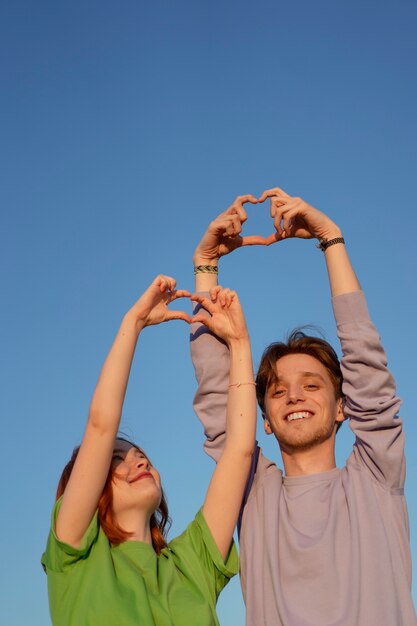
[193,194,260,265]
[259,187,342,242]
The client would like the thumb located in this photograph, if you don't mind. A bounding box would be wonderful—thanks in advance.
[164,311,191,323]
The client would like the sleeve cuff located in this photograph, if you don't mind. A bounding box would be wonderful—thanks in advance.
[51,496,99,557]
[331,291,370,326]
[196,508,239,578]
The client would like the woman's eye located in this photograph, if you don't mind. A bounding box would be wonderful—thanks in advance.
[273,389,285,396]
[305,384,318,390]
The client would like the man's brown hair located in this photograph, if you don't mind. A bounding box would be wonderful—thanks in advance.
[256,329,344,430]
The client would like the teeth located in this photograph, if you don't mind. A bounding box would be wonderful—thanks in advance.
[287,411,310,422]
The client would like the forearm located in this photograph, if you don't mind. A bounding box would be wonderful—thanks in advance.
[191,317,229,461]
[88,312,143,432]
[333,291,404,486]
[224,338,256,456]
[193,251,219,291]
[321,227,361,296]
[202,336,256,560]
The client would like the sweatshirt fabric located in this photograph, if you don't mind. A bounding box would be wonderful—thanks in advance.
[190,290,417,626]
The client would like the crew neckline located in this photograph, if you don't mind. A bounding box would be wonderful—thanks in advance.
[283,466,341,486]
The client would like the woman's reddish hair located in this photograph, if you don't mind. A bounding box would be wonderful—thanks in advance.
[56,438,171,554]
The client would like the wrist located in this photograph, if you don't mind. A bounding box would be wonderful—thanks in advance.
[320,225,342,241]
[193,250,219,266]
[123,310,146,336]
[227,335,251,351]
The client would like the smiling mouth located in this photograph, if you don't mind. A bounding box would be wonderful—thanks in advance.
[130,472,153,483]
[286,411,312,422]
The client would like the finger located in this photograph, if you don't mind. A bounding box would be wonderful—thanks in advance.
[210,285,223,301]
[189,316,214,331]
[225,234,244,250]
[270,197,287,218]
[218,287,231,307]
[226,203,247,224]
[234,194,258,205]
[258,187,291,203]
[241,233,283,246]
[265,232,284,245]
[272,203,292,237]
[155,275,176,292]
[231,194,257,222]
[190,293,216,314]
[170,289,192,300]
[225,289,237,307]
[224,214,243,237]
[164,311,191,323]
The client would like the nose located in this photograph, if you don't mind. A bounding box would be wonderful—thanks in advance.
[135,456,150,471]
[286,383,305,404]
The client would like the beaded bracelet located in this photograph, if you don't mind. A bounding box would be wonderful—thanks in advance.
[316,237,345,251]
[194,265,219,275]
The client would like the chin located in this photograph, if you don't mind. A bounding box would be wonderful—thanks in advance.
[278,427,335,454]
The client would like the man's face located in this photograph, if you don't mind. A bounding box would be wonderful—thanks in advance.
[263,353,344,454]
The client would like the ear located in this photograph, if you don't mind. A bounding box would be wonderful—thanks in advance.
[335,398,345,424]
[263,414,273,435]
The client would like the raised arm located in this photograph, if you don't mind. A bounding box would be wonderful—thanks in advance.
[56,276,190,547]
[258,186,361,296]
[191,195,270,460]
[191,287,256,560]
[260,187,404,486]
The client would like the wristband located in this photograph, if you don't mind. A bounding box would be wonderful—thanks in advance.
[194,265,218,275]
[316,237,345,251]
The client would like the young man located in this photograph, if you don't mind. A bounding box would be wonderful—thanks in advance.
[190,187,417,626]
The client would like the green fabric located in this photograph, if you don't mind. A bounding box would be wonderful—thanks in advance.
[41,499,238,626]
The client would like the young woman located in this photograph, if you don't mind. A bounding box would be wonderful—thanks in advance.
[42,274,256,626]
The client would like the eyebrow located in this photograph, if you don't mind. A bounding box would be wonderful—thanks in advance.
[275,372,327,383]
[112,448,127,456]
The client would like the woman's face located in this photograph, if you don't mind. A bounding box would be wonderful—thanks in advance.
[110,440,162,517]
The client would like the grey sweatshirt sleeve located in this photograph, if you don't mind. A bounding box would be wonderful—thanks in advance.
[333,290,405,489]
[190,301,230,462]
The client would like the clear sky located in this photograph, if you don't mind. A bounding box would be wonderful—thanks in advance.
[1,1,417,624]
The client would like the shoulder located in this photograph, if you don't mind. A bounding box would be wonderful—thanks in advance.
[42,497,100,573]
[166,509,239,580]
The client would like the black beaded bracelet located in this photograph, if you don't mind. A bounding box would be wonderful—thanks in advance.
[316,237,345,251]
[194,265,219,275]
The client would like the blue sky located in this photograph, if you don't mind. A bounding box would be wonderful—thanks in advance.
[1,1,417,624]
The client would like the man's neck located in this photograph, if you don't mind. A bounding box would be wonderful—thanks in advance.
[281,438,337,477]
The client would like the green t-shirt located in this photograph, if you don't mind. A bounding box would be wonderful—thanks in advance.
[41,499,238,626]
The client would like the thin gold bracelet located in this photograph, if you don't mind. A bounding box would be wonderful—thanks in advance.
[228,381,257,388]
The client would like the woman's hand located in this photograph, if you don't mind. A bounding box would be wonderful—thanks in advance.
[258,186,342,242]
[193,195,259,265]
[190,286,248,345]
[129,275,191,329]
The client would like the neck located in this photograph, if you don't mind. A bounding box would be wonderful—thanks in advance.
[114,509,154,545]
[280,437,337,477]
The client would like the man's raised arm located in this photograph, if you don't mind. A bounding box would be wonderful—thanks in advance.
[260,186,404,487]
[190,195,259,461]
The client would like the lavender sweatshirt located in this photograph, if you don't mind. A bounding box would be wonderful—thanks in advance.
[190,291,416,626]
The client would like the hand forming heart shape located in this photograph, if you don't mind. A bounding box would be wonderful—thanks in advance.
[193,186,341,263]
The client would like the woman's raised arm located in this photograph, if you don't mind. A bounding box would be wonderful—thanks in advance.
[191,287,256,561]
[56,276,190,548]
